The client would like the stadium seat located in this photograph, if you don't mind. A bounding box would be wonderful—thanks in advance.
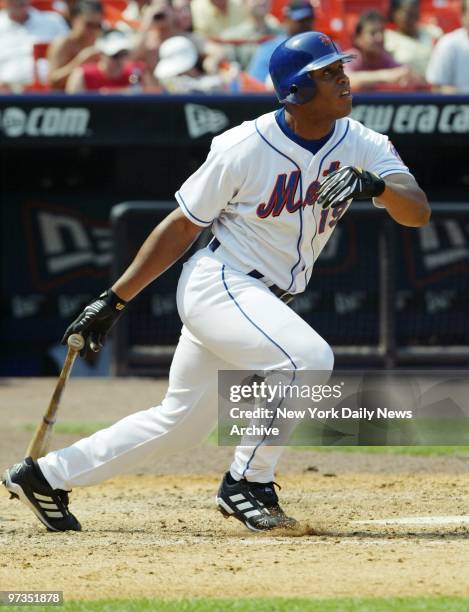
[102,0,128,11]
[315,0,349,48]
[342,0,389,14]
[31,0,56,10]
[23,42,50,92]
[102,0,137,29]
[270,0,288,21]
[422,6,462,32]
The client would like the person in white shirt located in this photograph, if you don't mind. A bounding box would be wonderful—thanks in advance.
[384,0,442,77]
[0,0,69,89]
[426,0,469,92]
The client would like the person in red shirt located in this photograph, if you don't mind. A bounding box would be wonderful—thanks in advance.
[346,9,424,91]
[66,30,150,92]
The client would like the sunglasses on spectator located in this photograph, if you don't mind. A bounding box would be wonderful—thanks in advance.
[153,12,167,20]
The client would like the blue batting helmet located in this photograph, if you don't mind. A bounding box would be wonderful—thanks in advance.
[269,31,355,105]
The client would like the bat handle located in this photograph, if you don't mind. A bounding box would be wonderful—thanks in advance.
[69,333,101,353]
[25,336,82,460]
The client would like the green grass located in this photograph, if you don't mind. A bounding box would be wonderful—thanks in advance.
[3,597,469,612]
[206,428,469,456]
[291,445,469,457]
[17,424,469,456]
[18,422,113,436]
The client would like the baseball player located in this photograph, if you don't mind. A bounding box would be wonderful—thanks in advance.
[2,32,430,533]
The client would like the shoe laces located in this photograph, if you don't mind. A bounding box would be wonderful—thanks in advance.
[248,480,281,507]
[54,489,70,513]
[58,490,69,504]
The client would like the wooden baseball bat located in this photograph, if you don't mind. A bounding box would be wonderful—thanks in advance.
[25,333,85,460]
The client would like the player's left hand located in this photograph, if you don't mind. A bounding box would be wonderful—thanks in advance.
[61,290,127,358]
[317,166,385,210]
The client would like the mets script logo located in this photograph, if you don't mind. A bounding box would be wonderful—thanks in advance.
[256,161,340,218]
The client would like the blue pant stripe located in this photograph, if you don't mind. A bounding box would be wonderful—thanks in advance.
[221,265,297,370]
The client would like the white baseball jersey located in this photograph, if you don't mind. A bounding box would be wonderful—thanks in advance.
[176,111,411,294]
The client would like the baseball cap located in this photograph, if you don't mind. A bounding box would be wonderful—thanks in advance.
[284,0,315,21]
[96,32,131,56]
[154,36,198,80]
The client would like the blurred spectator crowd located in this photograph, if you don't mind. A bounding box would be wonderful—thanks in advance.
[0,0,467,94]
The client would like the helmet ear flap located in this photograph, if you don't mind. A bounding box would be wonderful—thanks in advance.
[284,76,315,104]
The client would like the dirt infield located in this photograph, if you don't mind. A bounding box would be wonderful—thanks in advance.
[1,378,468,601]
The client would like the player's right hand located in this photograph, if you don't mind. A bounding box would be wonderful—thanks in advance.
[61,289,127,358]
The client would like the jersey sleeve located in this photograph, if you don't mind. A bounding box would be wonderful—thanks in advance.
[353,122,413,209]
[175,143,240,227]
[360,129,412,179]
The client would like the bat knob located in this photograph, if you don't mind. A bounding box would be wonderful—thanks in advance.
[67,333,85,352]
[89,341,101,353]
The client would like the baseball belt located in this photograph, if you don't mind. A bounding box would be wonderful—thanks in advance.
[208,238,294,304]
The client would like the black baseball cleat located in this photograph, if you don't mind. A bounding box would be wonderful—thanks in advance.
[216,471,298,531]
[2,457,81,532]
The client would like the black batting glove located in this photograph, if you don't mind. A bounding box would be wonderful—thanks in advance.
[317,166,386,210]
[61,289,127,358]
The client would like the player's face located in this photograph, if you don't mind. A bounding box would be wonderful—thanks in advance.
[308,61,352,119]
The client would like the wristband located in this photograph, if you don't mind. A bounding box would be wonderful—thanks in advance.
[100,289,127,312]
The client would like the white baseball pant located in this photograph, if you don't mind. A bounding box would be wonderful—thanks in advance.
[38,248,334,490]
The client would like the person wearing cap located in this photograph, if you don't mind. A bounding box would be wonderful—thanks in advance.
[247,0,315,83]
[219,0,284,70]
[154,34,236,92]
[154,34,266,92]
[155,35,199,78]
[65,30,149,92]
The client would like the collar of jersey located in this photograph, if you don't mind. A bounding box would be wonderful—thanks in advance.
[275,108,335,155]
[256,111,342,168]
